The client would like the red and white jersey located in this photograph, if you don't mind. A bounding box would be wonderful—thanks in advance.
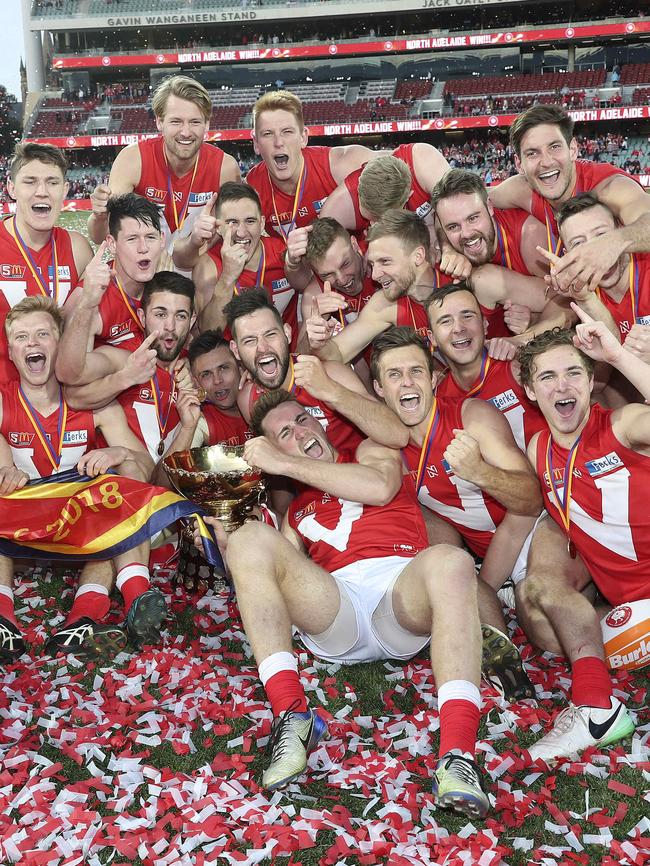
[208,235,298,335]
[436,356,547,450]
[288,448,428,572]
[117,365,180,460]
[203,403,251,446]
[246,147,337,240]
[597,253,650,338]
[0,381,96,479]
[248,360,363,453]
[480,207,535,339]
[135,137,224,254]
[344,143,433,235]
[403,398,505,557]
[535,405,650,606]
[89,270,144,352]
[396,294,434,349]
[0,220,79,383]
[530,160,635,254]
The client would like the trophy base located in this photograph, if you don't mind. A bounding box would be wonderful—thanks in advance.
[175,528,229,595]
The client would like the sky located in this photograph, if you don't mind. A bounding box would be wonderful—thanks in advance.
[3,0,26,100]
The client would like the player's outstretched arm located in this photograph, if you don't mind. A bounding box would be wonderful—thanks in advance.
[87,145,141,244]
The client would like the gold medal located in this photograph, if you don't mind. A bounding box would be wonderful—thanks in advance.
[567,539,576,559]
[157,439,165,456]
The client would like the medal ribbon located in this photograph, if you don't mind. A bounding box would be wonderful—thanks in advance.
[151,370,176,445]
[165,152,199,232]
[463,348,492,397]
[595,254,639,324]
[286,355,296,395]
[544,431,581,536]
[17,384,68,473]
[270,158,307,242]
[494,216,512,269]
[415,400,440,492]
[235,242,266,295]
[630,254,639,324]
[13,219,59,301]
[115,273,144,332]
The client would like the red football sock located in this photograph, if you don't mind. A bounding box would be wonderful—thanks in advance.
[571,656,613,709]
[0,587,17,626]
[65,585,110,626]
[115,563,150,612]
[439,699,481,757]
[264,669,308,716]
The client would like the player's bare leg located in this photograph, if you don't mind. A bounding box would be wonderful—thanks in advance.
[518,516,634,764]
[226,521,340,789]
[390,544,489,819]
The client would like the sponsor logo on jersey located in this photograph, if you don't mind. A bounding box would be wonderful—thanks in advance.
[585,451,624,477]
[189,191,215,206]
[110,321,133,338]
[57,265,71,279]
[312,198,327,214]
[145,187,166,203]
[637,315,650,326]
[8,431,35,446]
[442,458,453,474]
[0,264,27,279]
[489,389,519,411]
[304,405,326,421]
[393,542,417,553]
[426,464,438,479]
[63,430,88,444]
[415,201,432,218]
[138,387,154,402]
[605,605,632,628]
[271,277,290,291]
[609,638,650,669]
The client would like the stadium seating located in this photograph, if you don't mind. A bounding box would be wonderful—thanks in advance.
[444,70,606,99]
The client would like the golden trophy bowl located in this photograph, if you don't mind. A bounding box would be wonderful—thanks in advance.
[163,444,266,533]
[162,444,266,592]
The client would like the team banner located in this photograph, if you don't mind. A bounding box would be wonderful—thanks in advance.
[51,20,650,69]
[0,469,223,567]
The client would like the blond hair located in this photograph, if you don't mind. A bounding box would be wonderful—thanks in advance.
[151,75,212,123]
[5,296,64,337]
[358,155,412,220]
[252,90,304,131]
[367,208,430,254]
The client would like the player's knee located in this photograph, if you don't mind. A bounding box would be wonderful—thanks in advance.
[227,521,279,569]
[424,544,476,586]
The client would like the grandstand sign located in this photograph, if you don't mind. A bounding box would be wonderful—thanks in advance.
[52,20,650,70]
[26,106,650,151]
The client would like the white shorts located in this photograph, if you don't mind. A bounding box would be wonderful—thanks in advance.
[298,555,430,664]
[510,511,548,586]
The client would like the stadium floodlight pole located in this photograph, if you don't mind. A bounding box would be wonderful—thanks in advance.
[21,0,45,92]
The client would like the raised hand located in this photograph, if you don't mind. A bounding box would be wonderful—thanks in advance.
[306,295,338,351]
[90,183,111,217]
[122,331,159,386]
[82,241,115,306]
[285,225,312,268]
[190,192,220,250]
[219,224,249,285]
[571,302,623,364]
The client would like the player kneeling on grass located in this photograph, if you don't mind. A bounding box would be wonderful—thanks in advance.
[516,312,650,764]
[200,388,491,819]
[0,296,165,660]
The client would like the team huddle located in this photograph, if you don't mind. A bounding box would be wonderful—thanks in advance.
[1,74,650,820]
